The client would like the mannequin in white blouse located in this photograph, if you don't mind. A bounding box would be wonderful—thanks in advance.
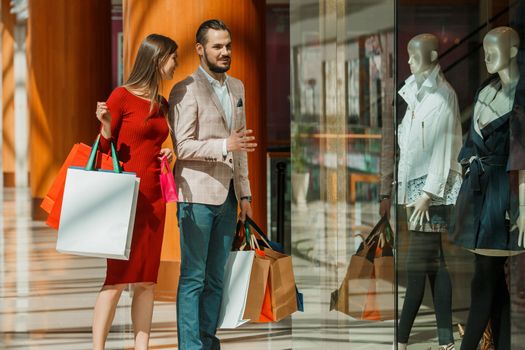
[405,34,452,225]
[395,33,461,350]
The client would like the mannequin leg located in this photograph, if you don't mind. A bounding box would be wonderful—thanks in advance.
[460,255,507,350]
[490,265,510,350]
[397,231,442,344]
[428,241,454,346]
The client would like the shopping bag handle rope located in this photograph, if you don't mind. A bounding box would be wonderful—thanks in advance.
[85,134,122,173]
[244,216,274,250]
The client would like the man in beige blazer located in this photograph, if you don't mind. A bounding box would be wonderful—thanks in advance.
[168,19,256,350]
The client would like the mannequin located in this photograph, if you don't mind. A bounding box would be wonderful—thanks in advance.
[450,26,525,350]
[395,34,463,350]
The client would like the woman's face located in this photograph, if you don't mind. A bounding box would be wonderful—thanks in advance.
[161,51,178,80]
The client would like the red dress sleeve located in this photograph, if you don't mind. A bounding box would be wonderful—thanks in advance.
[99,87,125,153]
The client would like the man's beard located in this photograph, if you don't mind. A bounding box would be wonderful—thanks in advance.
[204,50,230,73]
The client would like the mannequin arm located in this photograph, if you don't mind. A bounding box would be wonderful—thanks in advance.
[518,170,525,247]
[407,192,431,226]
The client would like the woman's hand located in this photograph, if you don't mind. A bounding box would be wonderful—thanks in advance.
[96,102,111,139]
[159,148,174,162]
[407,192,431,226]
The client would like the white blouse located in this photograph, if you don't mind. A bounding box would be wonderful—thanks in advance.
[397,65,463,204]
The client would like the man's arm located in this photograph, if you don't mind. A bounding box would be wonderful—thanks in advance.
[170,84,225,162]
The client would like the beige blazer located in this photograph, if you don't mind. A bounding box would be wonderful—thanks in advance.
[168,68,251,205]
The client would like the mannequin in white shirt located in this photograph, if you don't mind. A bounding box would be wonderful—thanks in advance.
[451,26,525,350]
[395,33,462,350]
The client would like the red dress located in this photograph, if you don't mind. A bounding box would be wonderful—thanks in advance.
[99,87,169,285]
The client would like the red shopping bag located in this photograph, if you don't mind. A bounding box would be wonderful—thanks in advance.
[42,142,118,229]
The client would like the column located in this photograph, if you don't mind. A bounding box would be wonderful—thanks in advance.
[27,0,112,219]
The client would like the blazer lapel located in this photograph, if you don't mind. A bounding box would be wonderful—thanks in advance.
[226,79,241,130]
[194,69,229,128]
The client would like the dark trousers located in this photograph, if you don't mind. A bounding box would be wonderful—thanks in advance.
[398,231,454,345]
[460,254,509,350]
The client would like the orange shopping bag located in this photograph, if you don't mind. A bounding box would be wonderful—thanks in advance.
[42,142,118,229]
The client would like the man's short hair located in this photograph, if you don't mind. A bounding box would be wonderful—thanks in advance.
[196,19,231,45]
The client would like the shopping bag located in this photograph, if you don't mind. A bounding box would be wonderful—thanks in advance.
[330,216,395,321]
[56,135,140,260]
[244,216,304,312]
[240,240,269,322]
[42,142,120,229]
[257,247,298,322]
[217,250,255,328]
[154,202,181,301]
[160,156,178,203]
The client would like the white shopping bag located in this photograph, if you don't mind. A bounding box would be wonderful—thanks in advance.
[56,136,140,260]
[218,250,255,329]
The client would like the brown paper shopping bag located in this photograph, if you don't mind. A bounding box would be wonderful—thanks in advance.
[334,241,377,318]
[242,249,271,321]
[263,248,298,321]
[331,216,395,321]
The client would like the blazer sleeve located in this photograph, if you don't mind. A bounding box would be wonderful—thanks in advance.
[169,82,225,161]
[236,85,252,198]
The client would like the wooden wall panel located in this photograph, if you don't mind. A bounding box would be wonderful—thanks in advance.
[28,0,111,218]
[2,0,15,186]
[123,0,268,229]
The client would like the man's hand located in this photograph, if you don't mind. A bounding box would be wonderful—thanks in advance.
[379,197,391,220]
[227,127,257,152]
[239,199,253,222]
[407,192,431,226]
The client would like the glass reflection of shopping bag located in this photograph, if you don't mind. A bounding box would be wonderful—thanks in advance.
[330,216,395,321]
[56,135,140,260]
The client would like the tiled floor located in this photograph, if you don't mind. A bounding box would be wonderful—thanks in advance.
[4,188,524,349]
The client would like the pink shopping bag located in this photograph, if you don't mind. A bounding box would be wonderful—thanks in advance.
[160,156,178,202]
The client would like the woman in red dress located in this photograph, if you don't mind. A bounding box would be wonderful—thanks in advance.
[93,34,178,350]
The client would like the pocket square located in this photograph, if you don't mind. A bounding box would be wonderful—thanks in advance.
[236,98,243,107]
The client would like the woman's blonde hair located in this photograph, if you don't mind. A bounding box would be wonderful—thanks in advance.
[124,34,178,113]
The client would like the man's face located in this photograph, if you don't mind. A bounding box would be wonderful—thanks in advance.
[199,29,232,73]
[407,44,432,75]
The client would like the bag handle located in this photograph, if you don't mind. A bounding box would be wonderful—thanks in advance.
[245,216,273,250]
[160,155,171,174]
[85,134,121,173]
[365,215,394,247]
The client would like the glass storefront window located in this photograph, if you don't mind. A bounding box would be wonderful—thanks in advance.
[291,0,525,348]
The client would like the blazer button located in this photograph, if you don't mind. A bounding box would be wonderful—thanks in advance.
[229,159,233,164]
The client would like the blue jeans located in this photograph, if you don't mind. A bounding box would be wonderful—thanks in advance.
[176,185,237,350]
